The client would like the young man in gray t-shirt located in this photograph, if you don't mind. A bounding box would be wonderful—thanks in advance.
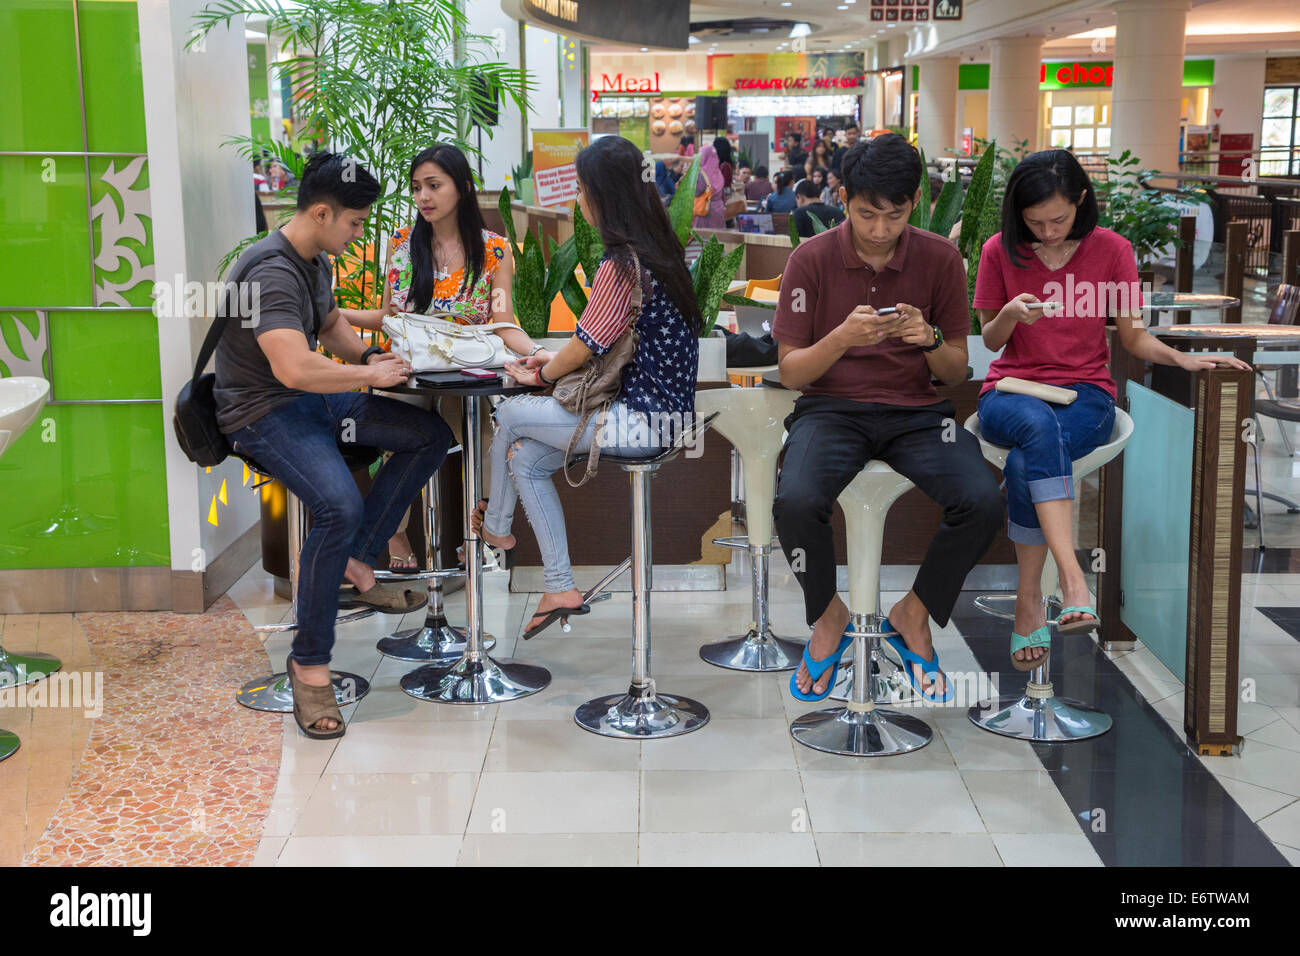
[215,152,452,738]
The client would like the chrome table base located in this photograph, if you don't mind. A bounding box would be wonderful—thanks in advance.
[0,729,17,762]
[575,685,709,739]
[972,594,1062,622]
[0,649,60,688]
[401,656,550,704]
[236,670,372,713]
[969,693,1112,742]
[828,654,915,704]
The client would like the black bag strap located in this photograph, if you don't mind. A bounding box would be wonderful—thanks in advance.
[189,240,327,383]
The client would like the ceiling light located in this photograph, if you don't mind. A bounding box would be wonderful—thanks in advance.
[790,22,811,38]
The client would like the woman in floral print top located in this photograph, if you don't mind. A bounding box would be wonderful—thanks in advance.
[346,143,539,359]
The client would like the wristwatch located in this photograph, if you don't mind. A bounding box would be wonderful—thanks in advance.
[529,343,544,356]
[919,325,943,352]
[360,345,385,364]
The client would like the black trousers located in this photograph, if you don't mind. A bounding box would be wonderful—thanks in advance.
[773,394,1004,628]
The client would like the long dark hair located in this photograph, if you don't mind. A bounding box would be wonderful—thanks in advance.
[574,136,702,334]
[1001,149,1100,267]
[407,144,486,313]
[712,136,732,166]
[774,171,794,194]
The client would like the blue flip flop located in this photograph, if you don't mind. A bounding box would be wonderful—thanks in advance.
[882,621,954,703]
[788,629,855,703]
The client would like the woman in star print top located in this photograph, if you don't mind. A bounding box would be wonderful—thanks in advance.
[472,135,702,637]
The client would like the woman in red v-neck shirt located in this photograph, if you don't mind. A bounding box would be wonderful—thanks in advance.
[973,149,1250,669]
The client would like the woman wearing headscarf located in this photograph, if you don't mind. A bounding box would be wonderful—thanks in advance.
[693,143,726,229]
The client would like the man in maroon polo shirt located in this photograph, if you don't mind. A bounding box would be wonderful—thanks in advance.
[772,133,1003,701]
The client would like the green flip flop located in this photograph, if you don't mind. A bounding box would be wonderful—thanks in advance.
[1053,605,1100,636]
[1011,625,1051,672]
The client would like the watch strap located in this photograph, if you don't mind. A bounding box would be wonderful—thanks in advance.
[360,345,385,364]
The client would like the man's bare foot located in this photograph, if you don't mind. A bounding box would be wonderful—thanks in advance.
[387,530,416,570]
[888,591,946,699]
[343,557,376,594]
[1012,586,1048,667]
[794,596,851,696]
[525,589,586,635]
[288,658,338,732]
[470,498,515,551]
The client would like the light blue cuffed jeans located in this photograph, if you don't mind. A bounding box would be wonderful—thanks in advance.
[484,395,663,593]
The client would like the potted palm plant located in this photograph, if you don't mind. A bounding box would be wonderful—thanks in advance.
[191,0,533,301]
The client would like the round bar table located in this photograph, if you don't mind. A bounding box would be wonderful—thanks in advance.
[393,371,552,703]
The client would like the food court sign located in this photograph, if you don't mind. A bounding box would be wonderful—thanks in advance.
[710,52,868,93]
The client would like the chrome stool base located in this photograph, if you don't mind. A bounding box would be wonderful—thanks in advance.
[575,688,709,739]
[377,614,494,662]
[790,706,932,756]
[0,729,17,762]
[401,656,549,704]
[968,694,1112,742]
[699,629,804,672]
[236,670,372,712]
[828,655,914,704]
[0,651,60,688]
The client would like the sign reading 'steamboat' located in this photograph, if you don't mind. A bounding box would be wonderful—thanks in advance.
[531,129,590,209]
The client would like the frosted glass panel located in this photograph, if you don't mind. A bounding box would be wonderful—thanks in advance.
[1074,105,1095,126]
[1051,106,1072,127]
[1050,129,1072,148]
[1121,384,1193,681]
[1074,128,1095,149]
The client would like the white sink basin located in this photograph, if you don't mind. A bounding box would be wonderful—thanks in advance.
[0,377,51,459]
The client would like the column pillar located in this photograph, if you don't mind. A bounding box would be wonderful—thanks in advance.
[1111,0,1190,172]
[917,56,959,159]
[988,35,1044,152]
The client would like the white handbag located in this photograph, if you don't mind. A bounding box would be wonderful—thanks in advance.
[382,312,517,372]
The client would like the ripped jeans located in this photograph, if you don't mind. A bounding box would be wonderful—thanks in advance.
[484,395,662,593]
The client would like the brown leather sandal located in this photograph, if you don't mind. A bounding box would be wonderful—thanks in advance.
[338,581,428,613]
[285,656,345,740]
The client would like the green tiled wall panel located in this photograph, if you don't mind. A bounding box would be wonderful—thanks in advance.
[48,309,160,401]
[0,156,94,307]
[0,0,84,152]
[79,0,148,154]
[0,402,170,569]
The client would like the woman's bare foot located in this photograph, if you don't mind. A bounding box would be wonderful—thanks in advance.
[794,596,851,696]
[288,658,339,732]
[1012,585,1048,667]
[1056,571,1097,629]
[888,591,947,699]
[387,530,416,570]
[525,589,586,635]
[469,498,515,551]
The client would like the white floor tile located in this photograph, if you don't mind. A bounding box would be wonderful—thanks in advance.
[1211,776,1299,822]
[261,772,322,838]
[1257,800,1300,851]
[293,772,477,836]
[961,771,1084,834]
[639,832,820,866]
[992,833,1104,866]
[468,771,639,833]
[640,718,798,771]
[457,833,638,866]
[815,832,1002,866]
[250,837,285,867]
[1200,739,1300,796]
[801,770,985,833]
[324,721,493,774]
[485,720,640,772]
[276,834,462,866]
[640,770,806,832]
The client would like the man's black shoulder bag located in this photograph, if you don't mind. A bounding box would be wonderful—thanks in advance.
[172,244,324,467]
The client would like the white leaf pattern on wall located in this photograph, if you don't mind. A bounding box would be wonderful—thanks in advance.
[92,157,155,307]
[0,311,49,380]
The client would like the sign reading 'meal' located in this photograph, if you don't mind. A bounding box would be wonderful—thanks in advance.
[512,0,690,50]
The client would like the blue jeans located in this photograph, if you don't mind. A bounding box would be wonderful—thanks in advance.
[976,383,1115,545]
[484,397,662,593]
[229,392,452,665]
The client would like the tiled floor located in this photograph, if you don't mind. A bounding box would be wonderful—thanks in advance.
[6,329,1299,865]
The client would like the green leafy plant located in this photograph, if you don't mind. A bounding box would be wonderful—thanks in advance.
[510,150,534,204]
[1094,150,1207,270]
[192,0,532,296]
